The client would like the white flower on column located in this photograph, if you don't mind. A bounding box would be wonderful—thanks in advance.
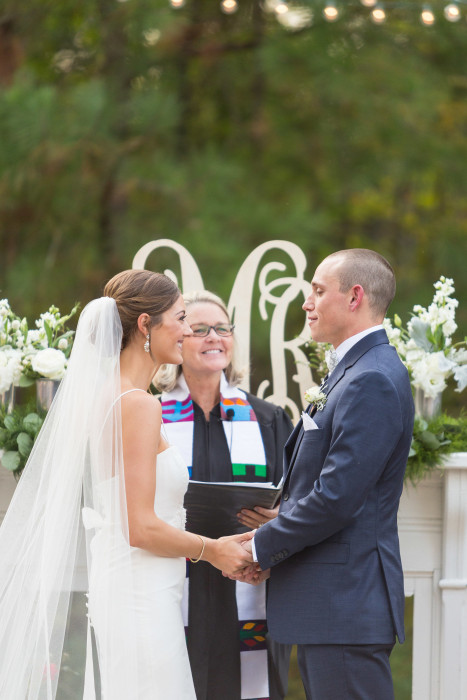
[0,349,23,393]
[31,348,67,380]
[411,352,456,398]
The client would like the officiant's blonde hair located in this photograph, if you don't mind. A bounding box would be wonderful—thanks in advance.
[153,289,246,393]
[327,249,396,317]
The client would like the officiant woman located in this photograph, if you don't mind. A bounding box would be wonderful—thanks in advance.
[154,290,292,700]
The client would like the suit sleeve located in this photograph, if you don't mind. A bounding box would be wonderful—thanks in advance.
[254,370,405,570]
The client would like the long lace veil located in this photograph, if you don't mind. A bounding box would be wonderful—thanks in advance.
[0,297,140,699]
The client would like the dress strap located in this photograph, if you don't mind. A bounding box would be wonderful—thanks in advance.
[100,389,149,433]
[118,388,148,400]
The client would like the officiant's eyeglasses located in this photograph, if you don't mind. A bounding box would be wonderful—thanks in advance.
[190,323,235,337]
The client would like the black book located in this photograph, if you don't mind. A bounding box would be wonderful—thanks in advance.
[184,479,283,538]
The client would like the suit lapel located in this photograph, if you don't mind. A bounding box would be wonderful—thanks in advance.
[283,330,390,484]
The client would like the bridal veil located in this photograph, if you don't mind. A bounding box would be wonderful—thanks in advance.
[0,297,141,699]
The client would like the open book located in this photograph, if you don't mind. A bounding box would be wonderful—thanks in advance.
[183,478,283,538]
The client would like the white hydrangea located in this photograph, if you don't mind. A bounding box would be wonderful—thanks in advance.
[0,348,23,393]
[410,351,455,398]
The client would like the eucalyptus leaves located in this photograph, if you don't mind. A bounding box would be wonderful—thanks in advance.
[0,405,44,478]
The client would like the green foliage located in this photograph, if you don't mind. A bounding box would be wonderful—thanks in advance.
[0,0,466,413]
[406,412,467,484]
[0,404,44,477]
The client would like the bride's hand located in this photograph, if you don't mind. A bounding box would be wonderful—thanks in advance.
[204,531,254,577]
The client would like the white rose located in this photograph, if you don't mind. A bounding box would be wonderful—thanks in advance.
[304,385,328,410]
[31,348,67,379]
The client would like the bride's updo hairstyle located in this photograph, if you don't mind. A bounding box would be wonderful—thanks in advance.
[104,269,180,350]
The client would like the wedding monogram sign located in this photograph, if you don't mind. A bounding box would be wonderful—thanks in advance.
[132,239,315,422]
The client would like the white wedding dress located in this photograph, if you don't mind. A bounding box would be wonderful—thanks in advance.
[86,444,196,699]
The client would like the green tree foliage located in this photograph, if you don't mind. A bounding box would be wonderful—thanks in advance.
[0,0,466,411]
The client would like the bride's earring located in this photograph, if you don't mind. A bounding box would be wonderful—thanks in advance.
[144,333,150,353]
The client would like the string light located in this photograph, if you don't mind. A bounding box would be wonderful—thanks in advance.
[444,3,461,21]
[221,0,238,13]
[323,2,340,22]
[421,6,436,24]
[167,0,467,28]
[275,1,289,15]
[371,5,386,23]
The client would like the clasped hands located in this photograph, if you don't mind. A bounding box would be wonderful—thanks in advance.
[215,504,276,584]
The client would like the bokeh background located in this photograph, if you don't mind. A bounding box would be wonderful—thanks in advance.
[1,1,466,696]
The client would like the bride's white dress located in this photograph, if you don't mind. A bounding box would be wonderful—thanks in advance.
[86,445,196,699]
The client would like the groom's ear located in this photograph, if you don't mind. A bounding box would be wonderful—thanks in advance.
[348,285,364,312]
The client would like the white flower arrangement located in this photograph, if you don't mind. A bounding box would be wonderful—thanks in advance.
[0,299,27,395]
[384,276,467,399]
[304,385,328,411]
[21,303,79,382]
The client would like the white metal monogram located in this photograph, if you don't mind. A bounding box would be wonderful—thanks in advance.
[132,238,314,422]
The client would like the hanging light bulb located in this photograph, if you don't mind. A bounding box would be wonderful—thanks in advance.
[221,0,238,13]
[323,2,339,21]
[275,1,289,14]
[421,6,435,24]
[444,3,461,21]
[169,0,185,7]
[371,5,386,23]
[360,0,377,6]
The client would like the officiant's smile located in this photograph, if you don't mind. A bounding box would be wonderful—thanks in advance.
[181,302,234,378]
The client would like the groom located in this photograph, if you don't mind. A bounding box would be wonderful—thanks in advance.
[240,249,414,699]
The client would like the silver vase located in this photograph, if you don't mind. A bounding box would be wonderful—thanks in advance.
[414,387,442,420]
[36,379,60,412]
[0,385,16,414]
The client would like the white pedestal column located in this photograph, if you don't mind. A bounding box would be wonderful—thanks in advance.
[439,452,467,700]
[0,451,17,525]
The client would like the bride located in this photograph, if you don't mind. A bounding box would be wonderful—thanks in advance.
[0,269,253,699]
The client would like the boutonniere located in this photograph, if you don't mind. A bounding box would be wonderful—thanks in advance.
[304,384,328,411]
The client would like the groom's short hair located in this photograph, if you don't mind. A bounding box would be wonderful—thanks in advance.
[326,249,396,317]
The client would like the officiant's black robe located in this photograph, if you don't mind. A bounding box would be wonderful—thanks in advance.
[186,393,293,700]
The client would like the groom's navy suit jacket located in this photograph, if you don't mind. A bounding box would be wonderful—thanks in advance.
[255,330,414,645]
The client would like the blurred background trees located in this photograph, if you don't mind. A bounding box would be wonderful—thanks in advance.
[1,0,466,413]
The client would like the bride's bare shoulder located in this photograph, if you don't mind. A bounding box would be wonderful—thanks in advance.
[120,389,162,419]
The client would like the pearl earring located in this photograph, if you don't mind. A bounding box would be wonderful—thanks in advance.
[144,334,150,353]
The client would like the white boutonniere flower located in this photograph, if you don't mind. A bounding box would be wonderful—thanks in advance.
[304,384,328,411]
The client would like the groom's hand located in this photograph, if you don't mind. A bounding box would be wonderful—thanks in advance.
[237,505,279,530]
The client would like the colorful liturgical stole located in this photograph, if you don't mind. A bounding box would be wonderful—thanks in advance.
[161,373,267,480]
[161,373,270,699]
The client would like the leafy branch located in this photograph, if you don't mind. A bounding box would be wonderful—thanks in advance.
[0,404,44,479]
[405,412,467,484]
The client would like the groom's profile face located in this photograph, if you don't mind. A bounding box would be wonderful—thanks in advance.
[303,257,351,348]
